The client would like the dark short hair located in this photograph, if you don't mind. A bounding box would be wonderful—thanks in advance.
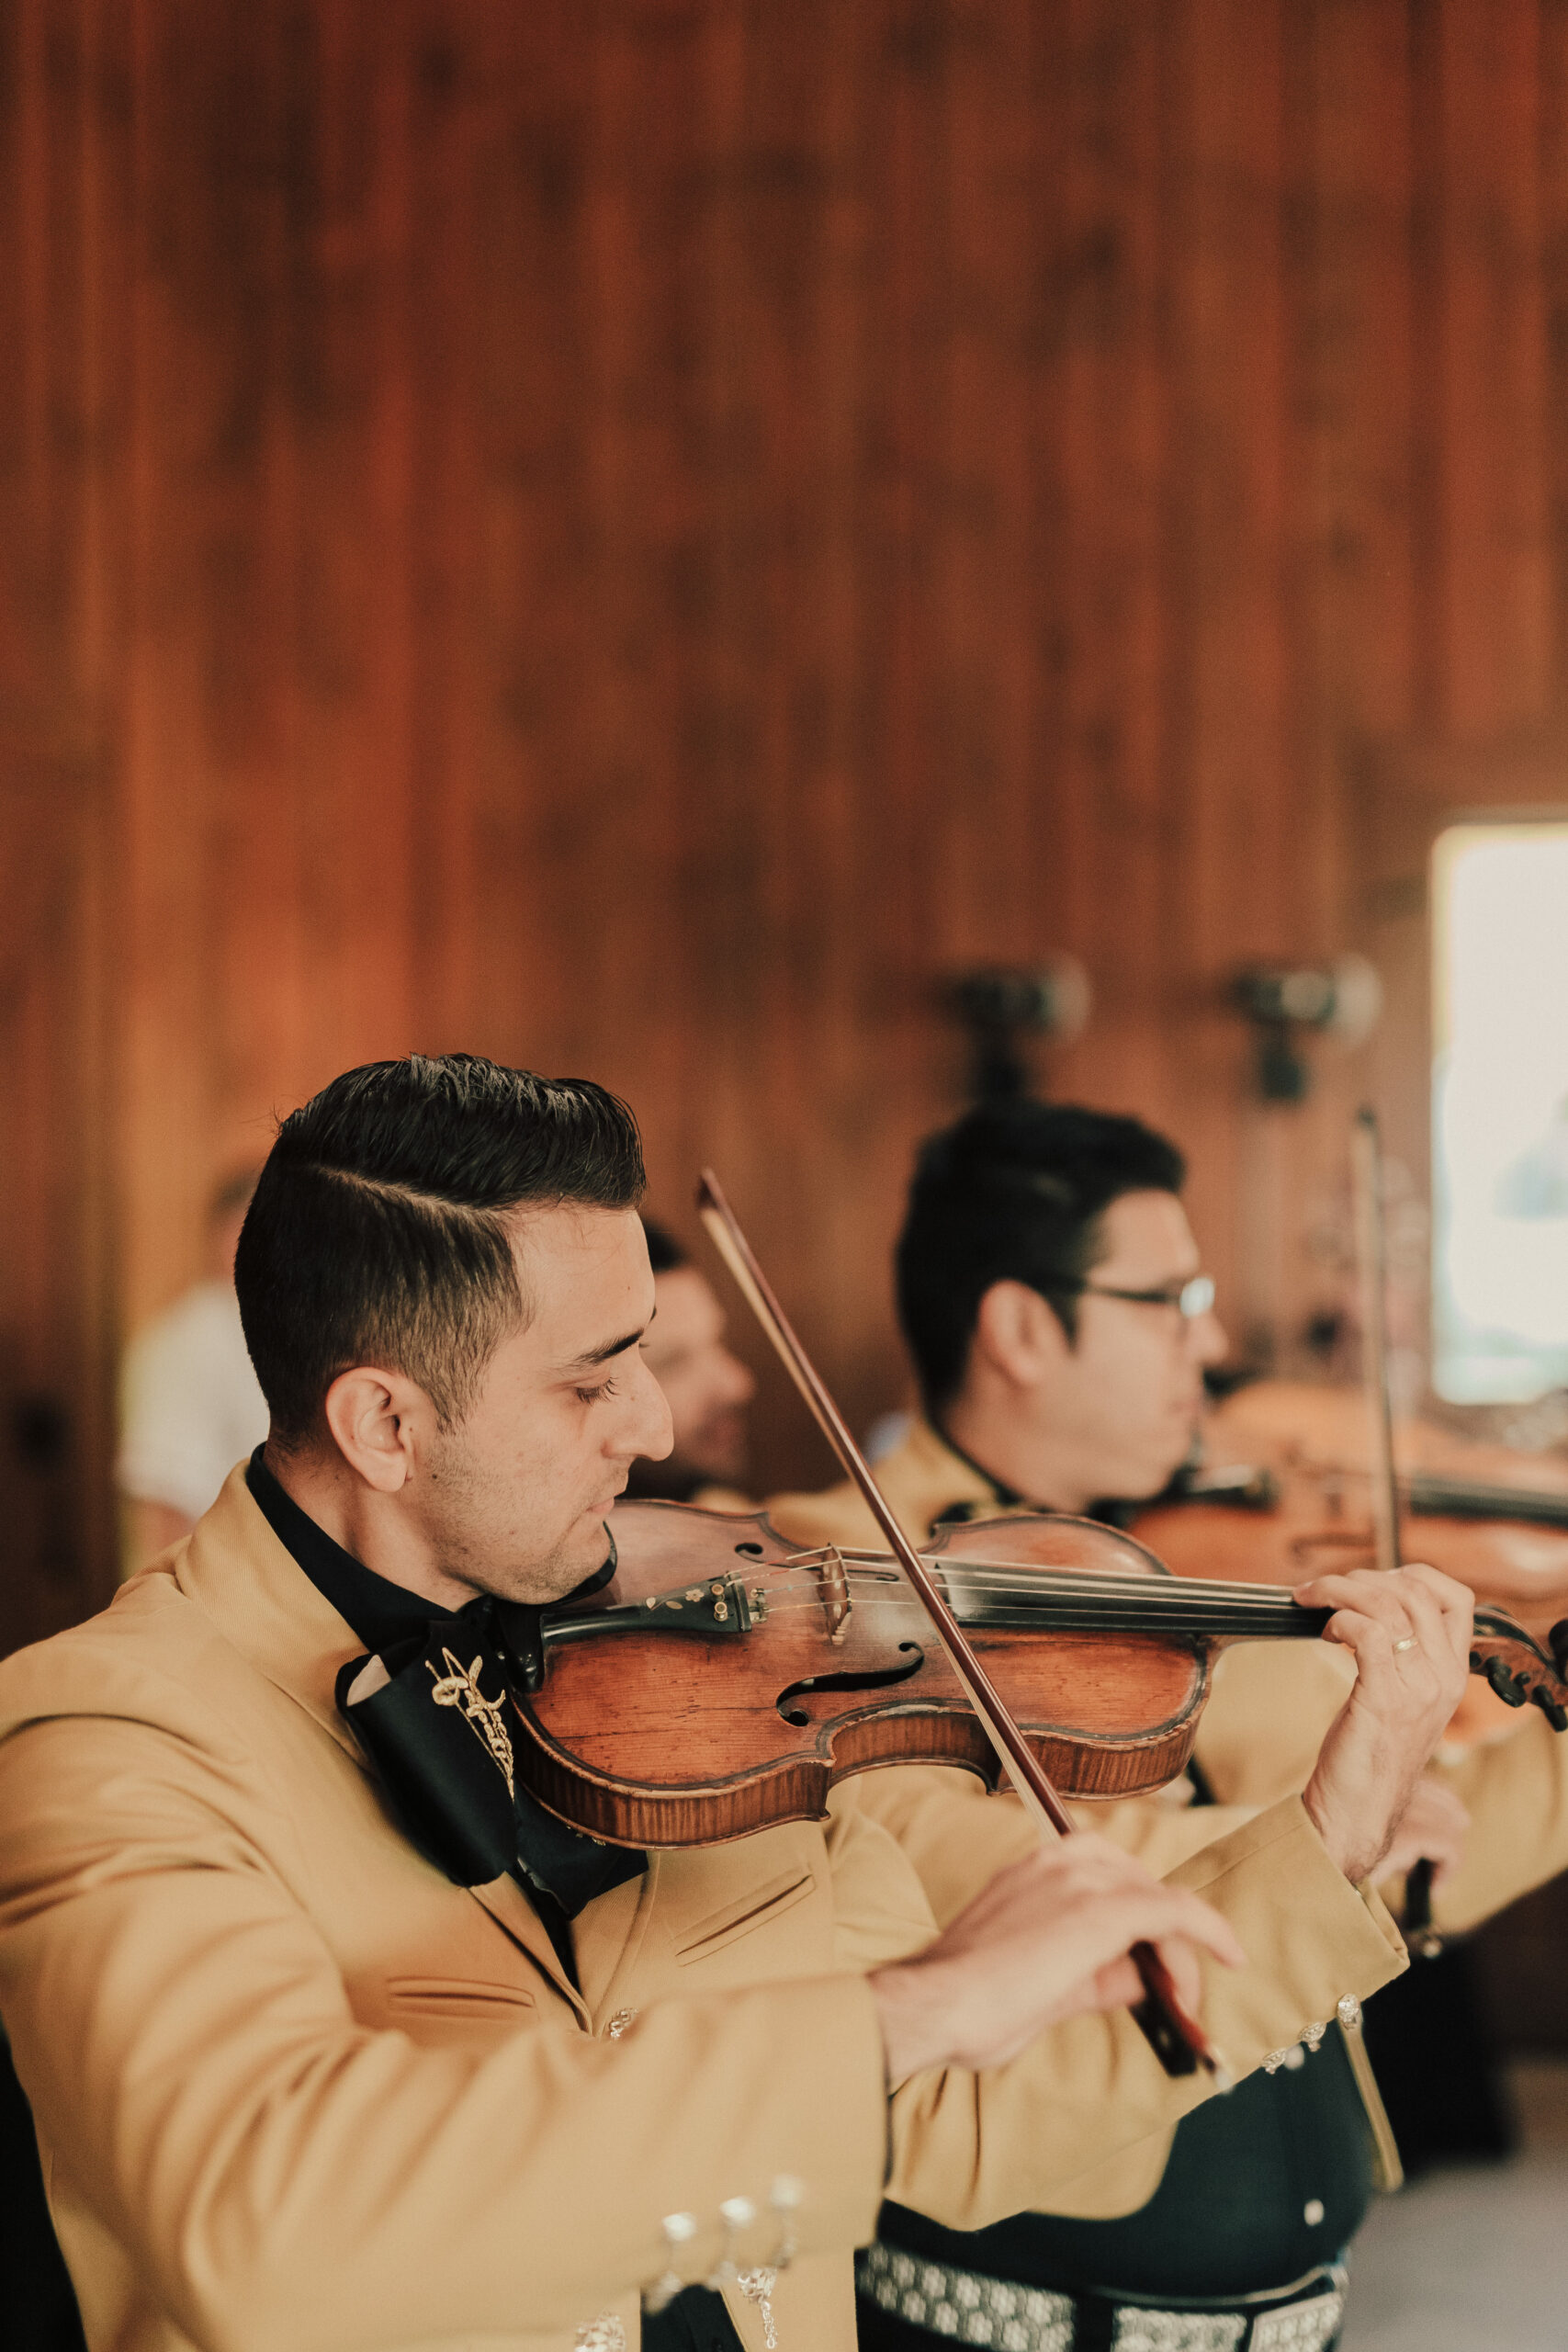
[895,1102,1186,1413]
[641,1217,689,1275]
[235,1055,645,1444]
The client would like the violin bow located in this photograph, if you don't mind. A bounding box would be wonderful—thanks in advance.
[1350,1110,1440,1954]
[696,1168,1224,2082]
[1350,1106,1403,1577]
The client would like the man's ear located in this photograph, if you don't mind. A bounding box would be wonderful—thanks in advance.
[322,1365,431,1493]
[970,1281,1070,1391]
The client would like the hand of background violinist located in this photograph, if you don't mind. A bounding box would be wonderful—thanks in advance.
[1294,1563,1473,1886]
[867,1830,1245,2083]
[1377,1773,1471,1891]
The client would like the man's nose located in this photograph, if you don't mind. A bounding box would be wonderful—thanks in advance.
[625,1355,675,1462]
[1188,1308,1228,1368]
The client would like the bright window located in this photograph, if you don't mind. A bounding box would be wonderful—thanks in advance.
[1433,820,1568,1402]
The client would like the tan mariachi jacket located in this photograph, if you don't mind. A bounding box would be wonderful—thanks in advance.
[0,1467,1407,2352]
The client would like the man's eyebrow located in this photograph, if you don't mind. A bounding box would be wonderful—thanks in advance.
[559,1324,648,1373]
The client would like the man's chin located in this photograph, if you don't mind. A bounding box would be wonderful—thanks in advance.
[506,1518,616,1608]
[570,1508,617,1565]
[1122,1441,1197,1505]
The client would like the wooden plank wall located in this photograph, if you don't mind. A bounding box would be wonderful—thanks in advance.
[6,0,1568,1589]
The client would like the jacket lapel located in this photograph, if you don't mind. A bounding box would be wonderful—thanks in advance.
[178,1465,367,1762]
[469,1878,590,2020]
[177,1467,590,2016]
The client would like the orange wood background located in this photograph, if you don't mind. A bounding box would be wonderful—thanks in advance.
[6,0,1568,1650]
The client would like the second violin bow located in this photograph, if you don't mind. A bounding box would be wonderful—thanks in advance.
[1351,1108,1440,1955]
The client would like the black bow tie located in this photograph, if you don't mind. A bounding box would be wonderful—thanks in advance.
[337,1593,646,1917]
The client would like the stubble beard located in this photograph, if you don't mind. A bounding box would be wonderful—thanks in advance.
[421,1425,607,1607]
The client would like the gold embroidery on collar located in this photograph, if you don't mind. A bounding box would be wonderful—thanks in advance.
[427,1647,515,1796]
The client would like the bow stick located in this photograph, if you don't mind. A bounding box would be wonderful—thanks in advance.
[1351,1110,1440,1955]
[696,1168,1224,2081]
[1351,1106,1403,1578]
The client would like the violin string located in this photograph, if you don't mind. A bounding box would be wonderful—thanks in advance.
[777,1547,1328,1598]
[717,1557,1536,1640]
[734,1595,1536,1655]
[744,1588,1314,1623]
[746,1584,1315,1617]
[739,1553,1309,1602]
[747,1599,1316,1618]
[733,1588,1534,1651]
[738,1571,1325,1609]
[734,1561,1315,1611]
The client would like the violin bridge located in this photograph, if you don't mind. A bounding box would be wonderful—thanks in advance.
[819,1546,852,1645]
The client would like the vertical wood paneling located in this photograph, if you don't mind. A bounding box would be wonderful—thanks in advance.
[8,1,1568,1554]
[1435,0,1551,734]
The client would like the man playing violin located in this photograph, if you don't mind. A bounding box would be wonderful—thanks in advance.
[0,1058,1472,2352]
[767,1097,1568,2352]
[769,1102,1363,1815]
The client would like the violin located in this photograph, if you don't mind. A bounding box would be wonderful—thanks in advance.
[1135,1116,1568,1894]
[1135,1387,1568,1635]
[507,1499,1568,1846]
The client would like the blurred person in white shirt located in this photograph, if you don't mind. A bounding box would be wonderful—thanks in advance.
[118,1168,268,1569]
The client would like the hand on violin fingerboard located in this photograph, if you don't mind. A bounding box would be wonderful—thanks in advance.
[1293,1563,1474,1886]
[866,1833,1245,2083]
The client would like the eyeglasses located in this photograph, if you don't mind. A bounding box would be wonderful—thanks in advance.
[1056,1273,1217,1320]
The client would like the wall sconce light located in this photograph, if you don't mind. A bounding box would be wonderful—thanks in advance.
[943,960,1092,1102]
[1229,954,1382,1102]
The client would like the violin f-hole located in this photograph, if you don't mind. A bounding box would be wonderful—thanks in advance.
[775,1643,925,1729]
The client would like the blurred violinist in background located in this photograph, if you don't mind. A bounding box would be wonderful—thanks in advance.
[765,1099,1568,2352]
[116,1168,268,1571]
[624,1217,756,1510]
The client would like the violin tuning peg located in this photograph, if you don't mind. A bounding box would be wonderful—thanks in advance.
[1533,1687,1568,1735]
[1550,1618,1568,1679]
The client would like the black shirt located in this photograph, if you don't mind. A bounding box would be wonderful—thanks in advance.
[244,1448,646,1976]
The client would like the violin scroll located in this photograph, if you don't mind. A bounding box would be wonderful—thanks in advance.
[1470,1605,1568,1732]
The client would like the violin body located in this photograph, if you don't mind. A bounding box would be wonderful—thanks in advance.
[1169,1380,1568,1619]
[513,1504,1211,1845]
[1136,1379,1568,1746]
[510,1498,1568,1849]
[1136,1485,1568,1632]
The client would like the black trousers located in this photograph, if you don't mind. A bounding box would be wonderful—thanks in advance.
[0,2036,85,2352]
[644,2287,745,2352]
